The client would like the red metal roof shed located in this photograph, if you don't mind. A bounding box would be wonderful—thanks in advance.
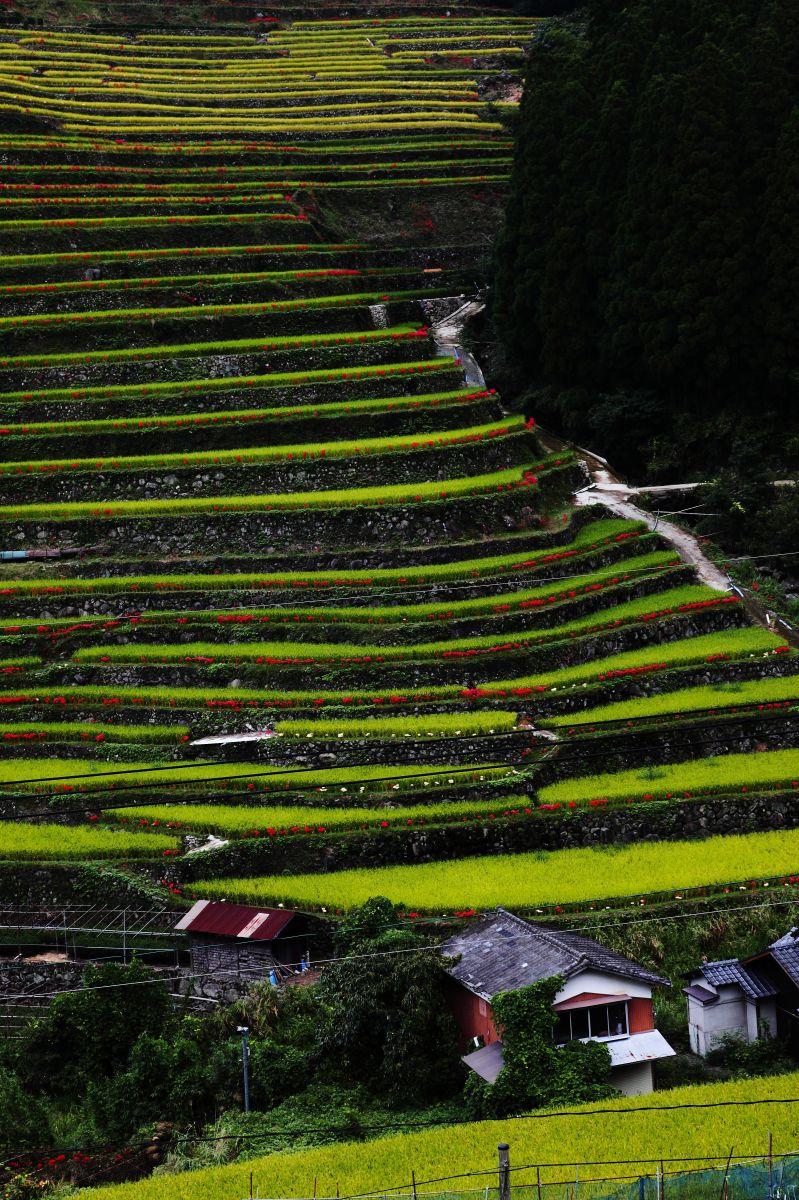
[175,899,295,941]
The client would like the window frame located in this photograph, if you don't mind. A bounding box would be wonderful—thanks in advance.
[554,1000,630,1045]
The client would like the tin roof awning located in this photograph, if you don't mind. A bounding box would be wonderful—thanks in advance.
[606,1030,676,1068]
[554,994,633,1011]
[462,1041,505,1084]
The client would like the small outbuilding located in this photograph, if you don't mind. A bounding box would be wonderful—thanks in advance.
[175,899,323,982]
[440,908,675,1097]
[683,928,799,1055]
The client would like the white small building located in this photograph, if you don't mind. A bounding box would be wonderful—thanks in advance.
[684,958,779,1056]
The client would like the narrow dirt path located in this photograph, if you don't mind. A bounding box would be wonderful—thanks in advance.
[535,424,799,647]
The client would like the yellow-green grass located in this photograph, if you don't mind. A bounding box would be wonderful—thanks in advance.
[537,748,799,806]
[0,633,783,716]
[0,242,366,270]
[485,627,788,691]
[0,209,307,233]
[0,464,543,523]
[0,287,453,331]
[275,711,518,739]
[0,759,513,796]
[59,121,503,137]
[0,551,678,635]
[72,586,726,666]
[0,722,188,744]
[0,519,638,596]
[547,675,799,728]
[0,359,458,407]
[107,795,530,835]
[194,825,799,914]
[0,321,418,369]
[0,388,488,439]
[0,822,178,860]
[0,416,525,477]
[80,1073,799,1199]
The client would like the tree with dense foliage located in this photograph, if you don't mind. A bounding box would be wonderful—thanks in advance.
[493,0,799,490]
[465,977,614,1116]
[317,897,462,1103]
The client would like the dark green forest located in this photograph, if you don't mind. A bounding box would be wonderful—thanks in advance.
[492,0,799,558]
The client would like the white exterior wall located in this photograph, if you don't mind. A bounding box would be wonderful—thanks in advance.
[610,1061,654,1097]
[687,983,749,1056]
[555,970,652,1004]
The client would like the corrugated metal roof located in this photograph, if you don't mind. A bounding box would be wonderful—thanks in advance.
[461,1031,676,1081]
[606,1029,676,1068]
[462,1041,505,1083]
[440,909,668,1001]
[174,899,295,941]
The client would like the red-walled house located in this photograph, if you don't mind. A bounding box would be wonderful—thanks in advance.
[441,909,675,1096]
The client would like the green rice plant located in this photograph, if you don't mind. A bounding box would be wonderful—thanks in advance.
[483,626,788,693]
[0,758,513,797]
[0,388,488,440]
[0,634,782,716]
[0,518,632,596]
[0,263,469,298]
[0,242,365,271]
[0,416,526,477]
[0,551,677,638]
[0,464,544,523]
[80,1072,799,1198]
[0,209,308,233]
[0,359,457,408]
[537,748,799,807]
[193,823,799,914]
[0,722,189,744]
[0,286,458,332]
[107,794,531,835]
[274,711,518,739]
[547,675,799,728]
[0,322,420,370]
[0,822,178,861]
[72,586,730,668]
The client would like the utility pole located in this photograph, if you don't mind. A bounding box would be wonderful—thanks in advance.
[498,1144,510,1200]
[237,1025,251,1112]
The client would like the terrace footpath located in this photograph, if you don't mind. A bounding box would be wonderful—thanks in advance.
[0,7,796,929]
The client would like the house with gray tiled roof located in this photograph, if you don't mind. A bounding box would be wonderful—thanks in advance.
[684,935,792,1056]
[440,909,675,1097]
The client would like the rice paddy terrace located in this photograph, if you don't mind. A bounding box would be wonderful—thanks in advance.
[0,4,798,924]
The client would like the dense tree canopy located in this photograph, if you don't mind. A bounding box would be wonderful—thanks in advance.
[493,0,799,482]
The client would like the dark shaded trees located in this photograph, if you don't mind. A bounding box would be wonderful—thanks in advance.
[494,0,799,481]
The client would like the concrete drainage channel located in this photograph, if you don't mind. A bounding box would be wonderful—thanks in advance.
[429,296,487,388]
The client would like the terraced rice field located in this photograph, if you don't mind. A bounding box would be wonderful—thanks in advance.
[0,7,797,923]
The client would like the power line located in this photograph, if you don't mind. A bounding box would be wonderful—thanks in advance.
[0,759,528,821]
[11,560,688,630]
[0,732,529,791]
[1,940,446,1000]
[5,716,797,822]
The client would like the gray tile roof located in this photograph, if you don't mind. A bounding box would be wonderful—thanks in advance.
[440,909,668,1001]
[698,959,778,1000]
[764,929,799,987]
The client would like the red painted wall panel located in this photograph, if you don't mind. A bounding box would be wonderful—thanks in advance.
[445,978,499,1050]
[628,997,654,1033]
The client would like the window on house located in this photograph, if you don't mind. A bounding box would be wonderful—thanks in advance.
[554,1002,629,1043]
